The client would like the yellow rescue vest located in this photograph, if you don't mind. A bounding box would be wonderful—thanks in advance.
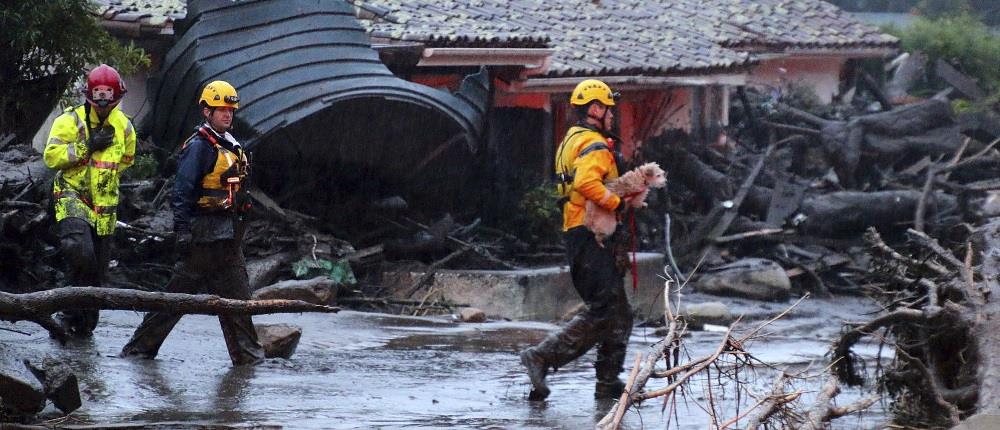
[183,127,249,212]
[43,104,136,236]
[553,125,621,231]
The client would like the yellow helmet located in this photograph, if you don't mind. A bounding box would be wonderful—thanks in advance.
[570,79,617,106]
[199,80,240,109]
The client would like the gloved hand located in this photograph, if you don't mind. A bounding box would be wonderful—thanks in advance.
[615,197,630,215]
[87,126,115,153]
[175,231,192,257]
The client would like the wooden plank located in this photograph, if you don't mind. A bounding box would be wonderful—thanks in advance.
[936,59,986,101]
[765,173,806,227]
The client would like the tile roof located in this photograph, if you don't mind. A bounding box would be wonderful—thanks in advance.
[93,1,898,76]
[353,0,897,76]
[91,0,184,27]
[353,0,752,76]
[704,0,899,49]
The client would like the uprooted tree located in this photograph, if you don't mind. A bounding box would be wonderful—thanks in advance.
[833,225,1000,426]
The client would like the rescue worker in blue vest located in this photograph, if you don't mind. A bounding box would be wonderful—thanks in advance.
[520,79,634,400]
[43,64,137,337]
[120,81,264,366]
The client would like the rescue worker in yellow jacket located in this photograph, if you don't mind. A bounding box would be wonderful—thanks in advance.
[520,79,634,400]
[120,81,264,366]
[43,64,136,337]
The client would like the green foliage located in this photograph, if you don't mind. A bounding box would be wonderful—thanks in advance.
[0,0,150,136]
[883,14,1000,93]
[291,257,357,285]
[916,0,971,19]
[121,153,159,181]
[512,182,563,244]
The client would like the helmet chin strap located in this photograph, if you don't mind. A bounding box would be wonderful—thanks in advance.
[586,106,610,132]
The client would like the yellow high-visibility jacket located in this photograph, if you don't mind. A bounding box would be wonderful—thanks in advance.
[43,104,136,236]
[554,125,620,231]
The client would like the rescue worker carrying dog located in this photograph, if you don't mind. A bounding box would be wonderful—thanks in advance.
[120,81,264,366]
[519,79,635,400]
[43,64,136,337]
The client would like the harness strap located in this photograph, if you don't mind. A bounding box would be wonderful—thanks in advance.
[629,209,638,292]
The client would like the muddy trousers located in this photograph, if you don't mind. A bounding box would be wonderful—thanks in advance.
[56,217,111,337]
[120,239,264,366]
[527,227,633,383]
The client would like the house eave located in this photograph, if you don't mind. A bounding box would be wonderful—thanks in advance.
[753,46,897,61]
[510,74,748,93]
[417,48,555,70]
[100,19,174,40]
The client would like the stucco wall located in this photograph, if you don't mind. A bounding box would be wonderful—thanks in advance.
[748,56,848,104]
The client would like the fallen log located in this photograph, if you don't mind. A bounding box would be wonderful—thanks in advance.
[778,100,964,188]
[661,144,772,218]
[797,190,957,237]
[0,287,339,342]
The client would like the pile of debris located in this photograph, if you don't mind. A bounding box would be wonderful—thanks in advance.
[635,90,999,302]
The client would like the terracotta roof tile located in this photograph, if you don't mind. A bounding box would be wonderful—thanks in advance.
[352,0,896,76]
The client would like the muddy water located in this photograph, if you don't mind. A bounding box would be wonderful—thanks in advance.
[0,294,888,429]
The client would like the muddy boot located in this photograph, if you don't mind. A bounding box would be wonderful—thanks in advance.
[595,379,626,399]
[520,348,550,400]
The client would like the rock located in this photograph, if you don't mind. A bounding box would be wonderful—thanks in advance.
[247,252,296,290]
[695,258,791,302]
[0,366,46,416]
[24,358,81,414]
[252,276,337,305]
[254,324,302,359]
[458,307,486,323]
[681,301,732,329]
[953,414,1000,430]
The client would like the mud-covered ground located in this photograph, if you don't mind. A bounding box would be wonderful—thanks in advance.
[0,293,888,429]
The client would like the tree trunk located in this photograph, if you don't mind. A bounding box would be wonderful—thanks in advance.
[798,191,957,237]
[0,287,339,342]
[972,220,1000,414]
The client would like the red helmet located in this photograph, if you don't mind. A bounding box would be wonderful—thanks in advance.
[86,64,126,108]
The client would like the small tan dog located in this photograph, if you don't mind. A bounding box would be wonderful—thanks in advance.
[584,162,667,246]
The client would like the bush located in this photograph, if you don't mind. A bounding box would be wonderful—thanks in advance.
[122,153,159,181]
[511,182,563,245]
[0,0,149,139]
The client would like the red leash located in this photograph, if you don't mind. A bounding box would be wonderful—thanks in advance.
[629,209,638,292]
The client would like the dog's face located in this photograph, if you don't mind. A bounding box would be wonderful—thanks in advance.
[639,162,667,188]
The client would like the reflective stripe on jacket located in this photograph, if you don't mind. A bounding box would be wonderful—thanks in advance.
[554,125,621,231]
[43,105,136,236]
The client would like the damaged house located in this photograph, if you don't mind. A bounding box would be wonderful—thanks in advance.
[351,0,897,196]
[42,0,896,227]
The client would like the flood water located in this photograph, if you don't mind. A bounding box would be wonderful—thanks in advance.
[1,293,889,429]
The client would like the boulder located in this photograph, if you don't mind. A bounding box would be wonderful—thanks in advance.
[681,301,732,329]
[247,252,296,290]
[255,324,302,359]
[953,414,1000,430]
[458,307,487,323]
[24,358,81,414]
[252,276,337,305]
[0,366,46,416]
[695,258,791,302]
